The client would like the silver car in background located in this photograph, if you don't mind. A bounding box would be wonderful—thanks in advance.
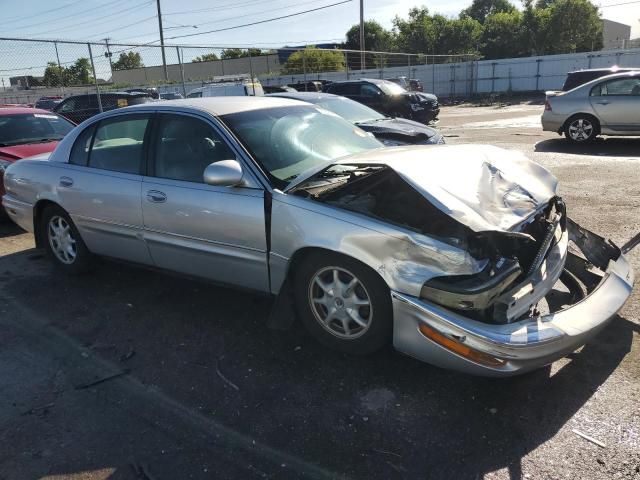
[2,97,635,376]
[542,71,640,143]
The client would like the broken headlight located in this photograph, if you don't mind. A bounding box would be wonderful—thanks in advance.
[420,258,522,311]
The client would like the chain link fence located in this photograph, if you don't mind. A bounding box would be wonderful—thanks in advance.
[1,37,640,108]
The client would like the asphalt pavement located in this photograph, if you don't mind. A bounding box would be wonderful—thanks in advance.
[1,102,638,480]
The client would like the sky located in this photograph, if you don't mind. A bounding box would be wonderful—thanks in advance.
[0,0,638,87]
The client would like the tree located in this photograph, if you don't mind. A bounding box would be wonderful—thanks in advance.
[220,48,262,59]
[43,62,67,87]
[112,52,143,71]
[460,0,516,23]
[521,0,551,55]
[544,0,602,53]
[393,7,438,54]
[282,47,345,74]
[345,20,394,52]
[480,11,525,59]
[67,58,92,84]
[193,52,219,62]
[437,16,483,55]
[345,20,394,69]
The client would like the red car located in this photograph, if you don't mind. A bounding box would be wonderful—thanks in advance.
[0,107,75,216]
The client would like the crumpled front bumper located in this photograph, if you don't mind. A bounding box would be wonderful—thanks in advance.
[391,222,635,376]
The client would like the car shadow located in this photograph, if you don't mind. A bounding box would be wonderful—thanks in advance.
[0,250,636,479]
[535,136,640,156]
[0,220,25,239]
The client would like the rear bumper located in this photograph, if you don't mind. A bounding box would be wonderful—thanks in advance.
[1,194,34,232]
[541,111,566,133]
[391,225,634,376]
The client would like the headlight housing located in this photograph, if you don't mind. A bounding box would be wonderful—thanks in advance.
[420,258,521,311]
[424,134,445,145]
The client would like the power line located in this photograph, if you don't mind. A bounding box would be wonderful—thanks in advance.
[164,0,273,16]
[24,1,153,39]
[5,0,130,32]
[175,0,332,30]
[600,0,640,6]
[2,0,86,23]
[164,0,353,41]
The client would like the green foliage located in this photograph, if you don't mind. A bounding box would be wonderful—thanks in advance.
[43,58,93,86]
[283,47,345,74]
[345,20,395,69]
[545,0,603,53]
[193,52,219,62]
[220,48,262,59]
[460,0,516,22]
[112,52,144,71]
[480,11,525,59]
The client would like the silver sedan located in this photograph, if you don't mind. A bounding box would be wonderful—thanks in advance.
[3,97,636,376]
[542,71,640,143]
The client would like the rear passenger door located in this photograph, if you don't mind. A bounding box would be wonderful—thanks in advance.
[590,76,640,132]
[56,113,153,264]
[141,112,269,292]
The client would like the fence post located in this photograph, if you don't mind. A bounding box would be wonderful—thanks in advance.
[345,51,350,80]
[248,50,256,95]
[407,54,411,80]
[87,43,103,113]
[302,49,307,85]
[177,46,187,97]
[432,55,436,95]
[491,62,496,93]
[535,58,542,91]
[450,64,455,100]
[53,41,65,94]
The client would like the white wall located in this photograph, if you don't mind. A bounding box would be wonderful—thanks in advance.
[259,48,640,97]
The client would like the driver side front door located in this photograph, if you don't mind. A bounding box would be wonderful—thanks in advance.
[141,112,269,292]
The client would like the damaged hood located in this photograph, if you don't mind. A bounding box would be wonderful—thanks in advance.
[286,144,558,233]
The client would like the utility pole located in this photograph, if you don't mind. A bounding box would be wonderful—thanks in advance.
[156,0,169,80]
[103,38,114,78]
[359,0,365,70]
[54,41,65,92]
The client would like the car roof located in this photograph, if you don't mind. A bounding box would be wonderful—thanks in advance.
[567,67,639,74]
[329,78,390,85]
[268,92,339,102]
[124,96,307,116]
[0,107,55,115]
[576,70,640,88]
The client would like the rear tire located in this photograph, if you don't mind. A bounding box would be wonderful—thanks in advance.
[41,205,94,274]
[293,251,392,355]
[564,114,599,144]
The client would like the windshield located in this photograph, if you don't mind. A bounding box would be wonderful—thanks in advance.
[314,97,385,124]
[221,105,382,189]
[377,81,407,96]
[0,113,74,146]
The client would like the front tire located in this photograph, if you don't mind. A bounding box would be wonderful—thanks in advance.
[564,115,599,144]
[41,205,93,274]
[293,251,392,355]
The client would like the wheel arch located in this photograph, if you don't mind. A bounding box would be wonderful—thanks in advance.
[562,112,601,135]
[33,199,63,249]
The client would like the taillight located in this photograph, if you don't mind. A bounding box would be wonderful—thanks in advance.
[544,99,552,111]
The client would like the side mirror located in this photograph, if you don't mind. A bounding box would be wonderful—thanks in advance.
[203,159,244,187]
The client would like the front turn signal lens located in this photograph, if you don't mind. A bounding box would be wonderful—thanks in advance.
[418,324,507,368]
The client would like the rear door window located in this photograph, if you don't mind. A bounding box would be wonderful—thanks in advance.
[88,114,150,174]
[69,124,96,166]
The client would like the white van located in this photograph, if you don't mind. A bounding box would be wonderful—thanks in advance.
[187,80,264,98]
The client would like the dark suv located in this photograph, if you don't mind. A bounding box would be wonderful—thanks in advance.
[562,67,639,91]
[53,92,154,124]
[325,78,439,123]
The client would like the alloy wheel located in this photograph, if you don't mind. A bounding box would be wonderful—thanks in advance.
[308,266,373,339]
[47,215,77,264]
[568,118,594,142]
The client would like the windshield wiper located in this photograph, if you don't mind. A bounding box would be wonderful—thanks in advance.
[283,174,299,182]
[28,137,62,144]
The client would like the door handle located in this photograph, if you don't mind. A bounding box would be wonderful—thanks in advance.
[59,176,73,187]
[146,190,167,203]
[596,100,610,105]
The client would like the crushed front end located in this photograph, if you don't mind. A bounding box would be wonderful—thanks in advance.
[392,211,635,376]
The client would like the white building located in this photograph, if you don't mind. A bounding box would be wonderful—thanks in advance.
[602,19,632,50]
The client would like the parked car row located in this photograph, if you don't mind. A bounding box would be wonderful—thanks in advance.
[1,93,636,377]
